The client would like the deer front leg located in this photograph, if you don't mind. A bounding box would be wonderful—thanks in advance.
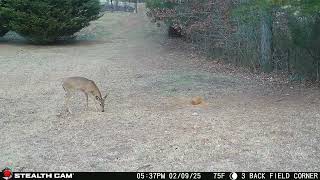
[93,99,99,111]
[90,94,99,111]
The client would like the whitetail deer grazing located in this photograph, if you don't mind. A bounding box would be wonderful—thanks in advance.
[62,77,108,113]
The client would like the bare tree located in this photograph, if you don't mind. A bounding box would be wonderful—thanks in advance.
[260,11,273,72]
[135,0,138,13]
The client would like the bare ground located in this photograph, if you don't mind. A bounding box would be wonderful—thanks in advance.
[0,6,320,172]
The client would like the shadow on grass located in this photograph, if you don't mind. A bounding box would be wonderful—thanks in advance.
[0,32,112,47]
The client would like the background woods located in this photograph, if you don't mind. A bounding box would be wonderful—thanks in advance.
[145,0,320,82]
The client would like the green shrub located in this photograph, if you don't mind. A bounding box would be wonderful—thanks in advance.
[0,0,101,43]
[0,0,9,37]
[0,18,9,37]
[145,0,176,9]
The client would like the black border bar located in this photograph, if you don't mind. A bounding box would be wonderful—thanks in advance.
[5,172,320,180]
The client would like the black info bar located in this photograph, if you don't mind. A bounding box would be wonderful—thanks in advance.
[5,172,320,180]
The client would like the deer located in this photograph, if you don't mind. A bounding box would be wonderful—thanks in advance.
[62,77,108,113]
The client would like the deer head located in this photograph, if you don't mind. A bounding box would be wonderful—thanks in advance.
[95,93,108,112]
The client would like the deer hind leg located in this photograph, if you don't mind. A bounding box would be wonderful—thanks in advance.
[84,92,89,110]
[64,91,72,114]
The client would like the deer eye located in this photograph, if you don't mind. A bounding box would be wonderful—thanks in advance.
[95,96,100,100]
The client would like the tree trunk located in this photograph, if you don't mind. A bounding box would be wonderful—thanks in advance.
[135,0,138,13]
[115,0,119,11]
[317,59,320,82]
[260,11,273,72]
[110,0,113,12]
[287,49,291,74]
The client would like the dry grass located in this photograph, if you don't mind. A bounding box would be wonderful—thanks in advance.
[0,5,320,171]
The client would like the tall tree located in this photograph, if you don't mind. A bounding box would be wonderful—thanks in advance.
[260,3,273,72]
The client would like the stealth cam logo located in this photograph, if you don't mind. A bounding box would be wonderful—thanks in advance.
[1,168,12,180]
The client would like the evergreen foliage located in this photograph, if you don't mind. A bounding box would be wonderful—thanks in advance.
[0,0,101,43]
[0,0,9,36]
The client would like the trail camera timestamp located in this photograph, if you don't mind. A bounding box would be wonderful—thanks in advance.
[137,173,166,180]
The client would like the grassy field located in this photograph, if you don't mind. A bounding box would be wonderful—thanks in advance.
[0,5,320,171]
